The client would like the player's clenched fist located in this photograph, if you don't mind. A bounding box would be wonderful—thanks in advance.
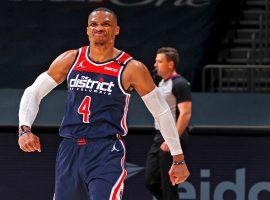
[169,163,190,186]
[18,126,41,152]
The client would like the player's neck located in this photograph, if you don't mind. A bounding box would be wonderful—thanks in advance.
[89,45,118,63]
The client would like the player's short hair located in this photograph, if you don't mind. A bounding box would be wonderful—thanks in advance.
[89,7,118,24]
[157,47,179,68]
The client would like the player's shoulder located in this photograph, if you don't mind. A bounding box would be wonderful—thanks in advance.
[52,49,78,68]
[49,49,78,71]
[122,59,150,84]
[126,59,146,71]
[59,49,78,61]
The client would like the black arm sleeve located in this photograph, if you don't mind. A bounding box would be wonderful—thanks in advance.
[172,77,192,104]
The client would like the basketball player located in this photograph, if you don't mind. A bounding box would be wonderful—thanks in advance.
[17,8,189,200]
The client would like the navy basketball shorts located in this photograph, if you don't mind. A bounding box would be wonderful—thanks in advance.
[54,136,126,200]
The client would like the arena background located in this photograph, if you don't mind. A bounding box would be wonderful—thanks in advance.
[1,0,270,200]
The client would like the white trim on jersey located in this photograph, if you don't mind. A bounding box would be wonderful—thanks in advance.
[85,46,125,66]
[117,65,130,96]
[123,57,133,65]
[67,48,82,80]
[120,95,130,136]
[109,138,127,200]
[115,51,125,62]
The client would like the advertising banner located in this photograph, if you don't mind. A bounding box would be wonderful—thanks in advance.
[0,131,269,200]
[0,0,237,90]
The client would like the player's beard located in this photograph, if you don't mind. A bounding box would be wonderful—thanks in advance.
[93,41,104,46]
[92,31,107,46]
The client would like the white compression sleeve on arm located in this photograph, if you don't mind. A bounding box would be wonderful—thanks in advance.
[19,72,58,127]
[142,87,183,155]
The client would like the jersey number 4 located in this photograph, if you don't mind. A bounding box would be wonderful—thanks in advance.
[78,96,91,123]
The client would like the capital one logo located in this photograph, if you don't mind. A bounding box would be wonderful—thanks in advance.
[109,0,209,7]
[177,168,270,200]
[10,0,209,7]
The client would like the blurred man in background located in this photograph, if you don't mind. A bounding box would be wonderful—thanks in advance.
[145,47,192,200]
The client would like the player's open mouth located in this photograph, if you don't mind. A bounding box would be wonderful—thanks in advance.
[94,32,105,36]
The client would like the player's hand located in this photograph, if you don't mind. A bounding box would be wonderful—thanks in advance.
[169,163,190,186]
[18,132,41,152]
[160,141,170,152]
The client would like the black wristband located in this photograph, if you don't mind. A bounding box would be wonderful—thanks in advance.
[18,130,31,137]
[18,125,31,137]
[173,160,185,165]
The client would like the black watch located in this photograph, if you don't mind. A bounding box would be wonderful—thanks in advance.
[172,160,185,165]
[18,125,31,137]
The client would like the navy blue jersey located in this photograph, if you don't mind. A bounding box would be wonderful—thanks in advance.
[59,46,133,139]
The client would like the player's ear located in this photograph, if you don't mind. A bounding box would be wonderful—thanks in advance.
[86,26,90,36]
[169,61,174,70]
[115,26,120,36]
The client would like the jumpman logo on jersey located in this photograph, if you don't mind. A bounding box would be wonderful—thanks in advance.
[78,60,86,68]
[111,142,120,152]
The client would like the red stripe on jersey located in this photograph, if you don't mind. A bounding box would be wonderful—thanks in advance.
[121,95,130,134]
[72,46,132,77]
[73,46,88,71]
[81,46,88,57]
[110,138,127,200]
[73,62,121,77]
[111,170,126,200]
[117,52,132,64]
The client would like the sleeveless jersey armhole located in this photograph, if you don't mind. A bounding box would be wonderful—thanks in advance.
[118,58,133,95]
[66,48,82,80]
